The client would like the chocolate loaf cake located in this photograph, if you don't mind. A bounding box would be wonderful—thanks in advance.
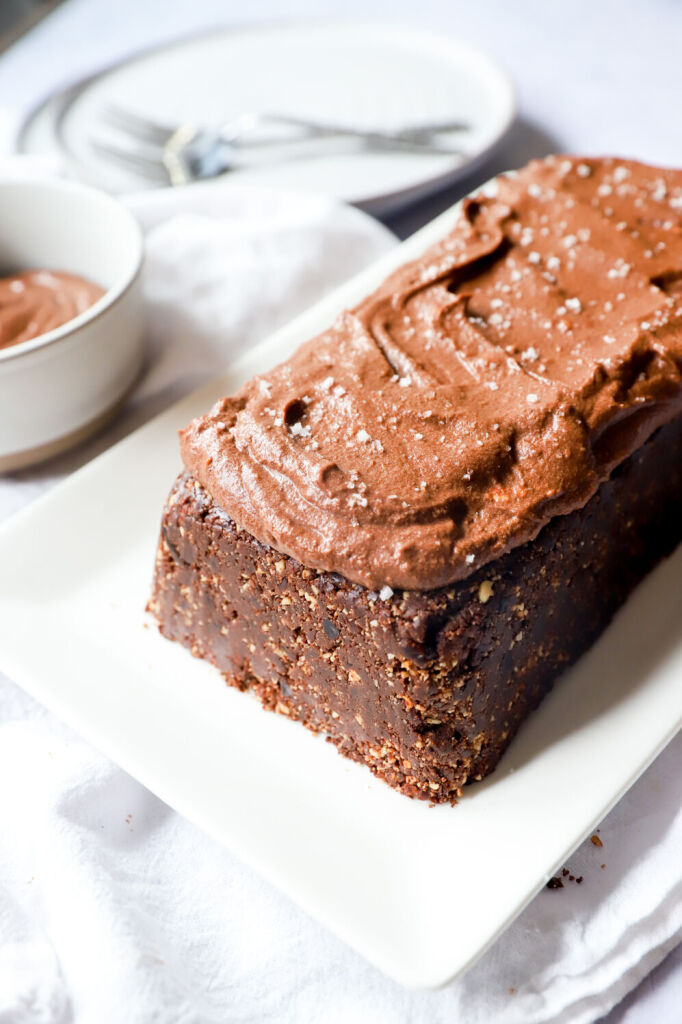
[149,156,682,803]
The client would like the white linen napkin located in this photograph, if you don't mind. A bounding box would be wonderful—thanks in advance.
[0,172,679,1024]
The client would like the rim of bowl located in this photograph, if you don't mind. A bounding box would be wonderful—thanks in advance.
[0,177,144,363]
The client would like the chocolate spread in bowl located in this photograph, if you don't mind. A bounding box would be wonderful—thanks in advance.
[180,156,682,591]
[0,270,105,351]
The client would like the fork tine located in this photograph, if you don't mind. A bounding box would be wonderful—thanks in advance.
[100,104,175,146]
[90,138,169,181]
[398,119,470,136]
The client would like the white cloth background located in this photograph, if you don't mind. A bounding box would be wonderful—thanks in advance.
[0,170,680,1023]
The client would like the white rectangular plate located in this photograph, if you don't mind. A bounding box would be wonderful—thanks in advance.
[0,203,681,989]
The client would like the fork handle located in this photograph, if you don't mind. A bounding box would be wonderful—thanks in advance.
[220,113,465,155]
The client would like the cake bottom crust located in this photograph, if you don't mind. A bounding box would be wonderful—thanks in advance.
[148,416,682,803]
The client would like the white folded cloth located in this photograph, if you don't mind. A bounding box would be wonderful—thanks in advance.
[0,170,679,1024]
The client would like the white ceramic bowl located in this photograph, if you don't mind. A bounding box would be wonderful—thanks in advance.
[0,178,144,471]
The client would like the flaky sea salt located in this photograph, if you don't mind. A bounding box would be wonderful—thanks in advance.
[652,179,667,202]
[379,585,393,601]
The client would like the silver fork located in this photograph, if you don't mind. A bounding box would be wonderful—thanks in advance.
[92,105,469,186]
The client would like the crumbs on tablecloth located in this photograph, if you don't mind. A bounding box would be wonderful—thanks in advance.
[547,829,605,889]
[547,866,584,889]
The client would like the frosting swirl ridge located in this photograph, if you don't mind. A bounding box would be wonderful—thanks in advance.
[0,270,104,351]
[181,157,682,590]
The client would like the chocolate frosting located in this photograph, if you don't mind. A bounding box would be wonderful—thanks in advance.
[0,270,104,351]
[181,157,682,590]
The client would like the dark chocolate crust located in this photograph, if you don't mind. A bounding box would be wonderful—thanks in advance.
[149,415,682,803]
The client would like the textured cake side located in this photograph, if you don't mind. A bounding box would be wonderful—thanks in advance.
[149,416,682,803]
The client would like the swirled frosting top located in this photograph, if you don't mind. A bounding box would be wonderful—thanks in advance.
[0,270,104,351]
[181,156,682,590]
